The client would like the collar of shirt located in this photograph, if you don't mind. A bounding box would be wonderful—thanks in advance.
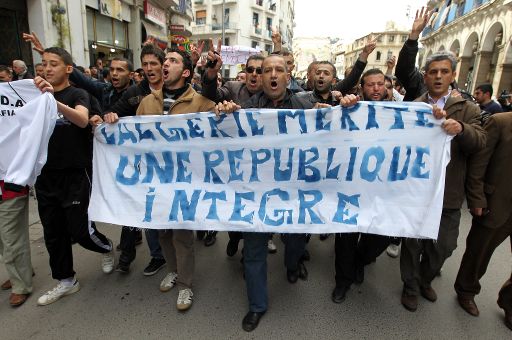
[427,90,451,109]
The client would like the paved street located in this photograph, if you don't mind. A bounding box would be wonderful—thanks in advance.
[0,197,510,339]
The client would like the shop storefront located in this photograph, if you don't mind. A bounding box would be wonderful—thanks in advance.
[86,0,132,66]
[141,0,168,50]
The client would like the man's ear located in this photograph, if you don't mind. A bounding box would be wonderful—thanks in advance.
[128,71,134,79]
[182,69,191,79]
[65,65,73,74]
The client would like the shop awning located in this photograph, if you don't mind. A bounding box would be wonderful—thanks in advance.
[142,21,168,50]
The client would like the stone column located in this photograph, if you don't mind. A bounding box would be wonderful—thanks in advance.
[497,64,512,94]
[456,56,472,91]
[471,51,493,92]
[491,45,506,93]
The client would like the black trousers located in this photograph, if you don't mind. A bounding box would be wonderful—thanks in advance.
[455,212,512,298]
[334,233,392,288]
[36,169,111,280]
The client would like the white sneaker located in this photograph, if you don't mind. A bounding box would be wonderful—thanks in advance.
[268,239,277,254]
[177,288,193,311]
[160,272,178,292]
[386,244,400,258]
[102,240,115,274]
[37,280,80,306]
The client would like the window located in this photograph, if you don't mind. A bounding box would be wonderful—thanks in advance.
[224,37,230,46]
[96,14,113,45]
[252,41,259,49]
[256,0,263,6]
[86,8,95,41]
[224,8,230,24]
[114,20,127,48]
[376,51,381,61]
[253,12,259,27]
[266,18,272,31]
[377,35,383,43]
[265,44,272,54]
[386,50,392,61]
[388,35,395,43]
[196,10,206,25]
[401,35,408,42]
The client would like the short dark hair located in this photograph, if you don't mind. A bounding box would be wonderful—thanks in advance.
[0,65,12,75]
[166,47,193,83]
[246,54,264,65]
[35,63,43,68]
[316,61,337,78]
[384,75,393,84]
[263,54,288,72]
[475,83,493,96]
[307,61,319,73]
[424,51,457,72]
[279,48,293,57]
[360,68,384,87]
[135,68,144,74]
[140,44,165,65]
[111,57,134,72]
[44,47,73,66]
[76,66,85,73]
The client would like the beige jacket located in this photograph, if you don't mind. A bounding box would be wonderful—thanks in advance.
[136,84,215,116]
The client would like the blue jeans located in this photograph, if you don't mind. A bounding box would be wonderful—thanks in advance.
[145,229,163,259]
[243,232,269,312]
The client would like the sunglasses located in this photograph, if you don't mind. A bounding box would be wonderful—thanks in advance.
[246,66,263,74]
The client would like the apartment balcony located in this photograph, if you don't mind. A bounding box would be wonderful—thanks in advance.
[211,22,237,33]
[212,0,238,4]
[251,0,264,11]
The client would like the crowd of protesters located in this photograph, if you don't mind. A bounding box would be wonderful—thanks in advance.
[0,6,511,333]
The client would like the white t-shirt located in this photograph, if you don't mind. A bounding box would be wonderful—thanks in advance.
[0,79,58,188]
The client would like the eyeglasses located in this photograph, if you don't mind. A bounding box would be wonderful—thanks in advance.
[246,66,263,74]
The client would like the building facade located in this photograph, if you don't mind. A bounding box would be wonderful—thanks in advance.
[420,0,511,94]
[343,25,410,75]
[0,0,177,71]
[191,0,296,78]
[292,37,334,79]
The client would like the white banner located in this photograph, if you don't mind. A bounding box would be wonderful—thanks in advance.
[220,45,261,65]
[89,102,452,239]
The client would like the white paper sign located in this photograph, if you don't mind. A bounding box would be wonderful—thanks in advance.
[89,102,451,239]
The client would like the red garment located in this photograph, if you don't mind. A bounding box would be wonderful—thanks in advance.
[0,180,28,200]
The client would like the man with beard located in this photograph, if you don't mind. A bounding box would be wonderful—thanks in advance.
[331,68,394,304]
[297,61,340,106]
[400,52,486,312]
[132,48,236,311]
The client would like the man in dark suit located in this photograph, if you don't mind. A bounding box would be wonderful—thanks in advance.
[455,111,512,331]
[400,51,486,312]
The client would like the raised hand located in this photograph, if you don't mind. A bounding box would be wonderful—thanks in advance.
[410,7,433,40]
[205,38,223,80]
[23,32,45,55]
[190,40,205,66]
[271,27,282,51]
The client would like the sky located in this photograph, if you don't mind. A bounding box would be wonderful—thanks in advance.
[294,0,429,42]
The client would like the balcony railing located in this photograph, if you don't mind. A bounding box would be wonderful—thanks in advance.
[212,22,235,31]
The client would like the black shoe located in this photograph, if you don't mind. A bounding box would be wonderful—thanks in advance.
[301,249,310,262]
[287,269,299,283]
[226,239,239,257]
[319,234,330,241]
[242,311,265,332]
[204,231,217,247]
[115,261,130,274]
[354,262,364,284]
[196,231,206,241]
[298,262,308,280]
[143,258,166,276]
[332,286,349,303]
